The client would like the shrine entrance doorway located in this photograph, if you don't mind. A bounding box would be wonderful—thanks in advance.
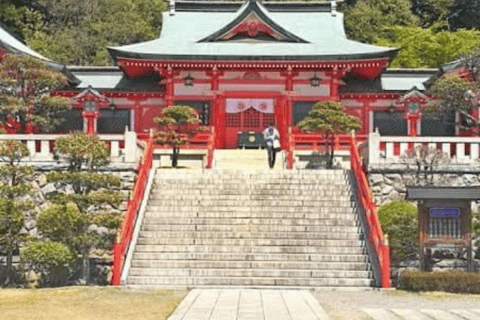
[224,98,276,149]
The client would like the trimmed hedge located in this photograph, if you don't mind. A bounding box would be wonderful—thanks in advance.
[377,201,418,263]
[399,271,480,294]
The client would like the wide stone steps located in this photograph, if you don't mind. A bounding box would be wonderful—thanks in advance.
[137,237,364,247]
[130,260,370,270]
[139,217,359,225]
[135,245,365,254]
[141,225,361,233]
[144,212,357,219]
[146,203,355,211]
[126,276,374,287]
[138,231,362,240]
[125,169,374,288]
[128,268,372,279]
[132,252,369,262]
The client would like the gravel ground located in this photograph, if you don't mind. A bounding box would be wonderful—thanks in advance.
[313,289,480,320]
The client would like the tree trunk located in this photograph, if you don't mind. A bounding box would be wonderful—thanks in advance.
[81,247,90,285]
[172,147,179,168]
[3,247,13,286]
[327,133,335,169]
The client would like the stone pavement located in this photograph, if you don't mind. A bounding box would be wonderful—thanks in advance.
[362,308,480,320]
[167,289,331,320]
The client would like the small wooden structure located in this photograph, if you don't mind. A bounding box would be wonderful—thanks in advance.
[407,186,480,271]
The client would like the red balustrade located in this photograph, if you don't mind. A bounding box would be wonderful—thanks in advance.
[285,128,367,169]
[111,133,154,285]
[349,133,391,288]
[206,127,216,169]
[137,132,211,149]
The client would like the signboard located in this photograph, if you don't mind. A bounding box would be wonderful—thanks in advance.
[429,207,460,218]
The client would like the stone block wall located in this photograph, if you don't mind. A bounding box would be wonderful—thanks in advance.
[0,163,136,286]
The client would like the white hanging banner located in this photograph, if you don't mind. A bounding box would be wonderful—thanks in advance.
[225,99,274,114]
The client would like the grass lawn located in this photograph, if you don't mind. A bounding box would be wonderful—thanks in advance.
[0,286,187,320]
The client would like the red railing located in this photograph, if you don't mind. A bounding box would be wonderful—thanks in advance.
[285,127,367,169]
[111,133,155,285]
[287,127,295,169]
[206,127,216,169]
[291,132,367,151]
[137,132,210,149]
[349,132,391,288]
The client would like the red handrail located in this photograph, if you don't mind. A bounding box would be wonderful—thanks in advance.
[111,133,155,285]
[206,127,216,169]
[287,127,294,169]
[349,132,391,288]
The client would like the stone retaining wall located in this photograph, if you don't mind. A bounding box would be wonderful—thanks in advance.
[367,165,480,277]
[0,164,136,286]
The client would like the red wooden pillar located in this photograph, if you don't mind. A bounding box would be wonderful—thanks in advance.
[406,113,420,137]
[329,67,343,101]
[280,67,296,150]
[162,66,174,107]
[362,100,371,134]
[213,93,226,149]
[82,111,99,135]
[208,66,221,91]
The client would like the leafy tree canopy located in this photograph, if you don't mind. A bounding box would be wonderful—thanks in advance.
[0,54,70,133]
[375,27,480,68]
[155,105,205,167]
[0,0,168,66]
[344,0,420,44]
[298,101,361,168]
[0,140,33,286]
[54,132,110,171]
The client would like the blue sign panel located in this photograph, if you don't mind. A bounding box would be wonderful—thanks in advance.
[429,207,460,218]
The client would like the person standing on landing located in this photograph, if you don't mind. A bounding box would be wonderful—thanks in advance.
[263,123,280,169]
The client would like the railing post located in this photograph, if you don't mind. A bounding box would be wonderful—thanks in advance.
[124,128,137,163]
[368,129,380,165]
[287,127,294,169]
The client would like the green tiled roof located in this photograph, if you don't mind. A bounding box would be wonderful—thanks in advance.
[108,1,397,62]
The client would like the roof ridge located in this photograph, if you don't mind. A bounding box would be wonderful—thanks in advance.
[197,0,309,43]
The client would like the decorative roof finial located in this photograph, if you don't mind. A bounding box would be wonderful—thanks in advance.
[169,0,175,16]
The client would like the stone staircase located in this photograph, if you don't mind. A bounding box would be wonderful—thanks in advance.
[125,169,375,288]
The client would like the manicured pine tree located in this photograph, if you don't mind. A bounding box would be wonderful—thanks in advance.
[298,101,361,169]
[39,132,123,284]
[0,54,70,133]
[0,140,33,286]
[154,105,205,168]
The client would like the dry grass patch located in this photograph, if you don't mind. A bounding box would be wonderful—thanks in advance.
[0,286,187,320]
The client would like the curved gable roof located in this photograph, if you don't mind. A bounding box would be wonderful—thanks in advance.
[198,0,308,43]
[108,0,397,63]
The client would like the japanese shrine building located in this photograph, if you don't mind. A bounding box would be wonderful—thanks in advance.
[2,0,452,147]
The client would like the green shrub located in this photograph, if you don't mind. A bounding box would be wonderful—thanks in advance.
[21,241,75,287]
[399,271,480,294]
[377,201,418,263]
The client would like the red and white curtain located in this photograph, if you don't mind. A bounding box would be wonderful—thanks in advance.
[225,99,274,114]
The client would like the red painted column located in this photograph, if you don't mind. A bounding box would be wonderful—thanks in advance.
[329,67,343,101]
[164,66,174,107]
[82,111,99,135]
[406,114,420,137]
[281,67,296,150]
[362,100,371,134]
[284,66,294,91]
[213,93,226,149]
[210,66,220,91]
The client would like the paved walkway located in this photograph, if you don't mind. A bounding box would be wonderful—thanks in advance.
[362,308,480,320]
[167,289,331,320]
